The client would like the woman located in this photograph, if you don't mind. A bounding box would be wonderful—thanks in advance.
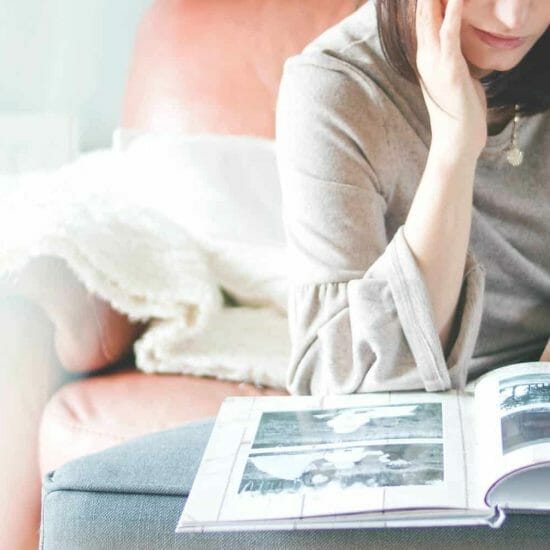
[275,0,550,395]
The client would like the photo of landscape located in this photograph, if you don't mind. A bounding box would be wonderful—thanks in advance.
[237,401,445,498]
[251,403,443,449]
[239,443,444,496]
[499,374,550,454]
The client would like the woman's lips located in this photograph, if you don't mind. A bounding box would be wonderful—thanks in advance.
[473,27,528,50]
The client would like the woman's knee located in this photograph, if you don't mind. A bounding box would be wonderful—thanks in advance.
[55,294,145,373]
[2,257,145,374]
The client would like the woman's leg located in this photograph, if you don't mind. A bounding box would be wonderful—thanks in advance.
[0,297,61,550]
[0,257,146,549]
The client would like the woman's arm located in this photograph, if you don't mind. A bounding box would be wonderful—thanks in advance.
[277,52,486,394]
[276,0,494,395]
[404,153,477,356]
[403,0,488,355]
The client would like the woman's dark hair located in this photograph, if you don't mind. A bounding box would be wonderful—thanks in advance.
[376,0,550,116]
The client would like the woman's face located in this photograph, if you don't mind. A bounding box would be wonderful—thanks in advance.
[443,0,550,77]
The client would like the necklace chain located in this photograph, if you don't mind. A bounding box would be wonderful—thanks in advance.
[506,104,524,167]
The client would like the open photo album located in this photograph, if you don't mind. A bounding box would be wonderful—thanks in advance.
[177,362,550,532]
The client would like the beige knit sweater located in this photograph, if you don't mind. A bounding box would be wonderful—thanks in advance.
[275,1,550,395]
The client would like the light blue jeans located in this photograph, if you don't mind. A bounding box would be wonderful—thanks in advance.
[40,419,550,549]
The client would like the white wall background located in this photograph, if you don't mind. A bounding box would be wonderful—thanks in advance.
[0,0,154,152]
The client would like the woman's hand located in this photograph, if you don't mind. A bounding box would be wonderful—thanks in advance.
[416,0,488,159]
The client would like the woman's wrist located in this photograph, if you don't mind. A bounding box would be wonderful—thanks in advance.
[428,138,481,176]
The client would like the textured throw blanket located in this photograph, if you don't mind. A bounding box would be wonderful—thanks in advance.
[0,147,290,389]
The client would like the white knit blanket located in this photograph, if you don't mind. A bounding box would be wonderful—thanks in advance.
[0,147,290,389]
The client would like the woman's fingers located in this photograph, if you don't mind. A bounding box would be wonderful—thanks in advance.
[414,0,488,155]
[440,0,464,57]
[416,0,443,51]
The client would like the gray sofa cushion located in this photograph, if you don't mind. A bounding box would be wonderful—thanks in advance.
[41,420,550,549]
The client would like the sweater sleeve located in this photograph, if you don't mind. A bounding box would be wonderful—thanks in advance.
[276,54,486,395]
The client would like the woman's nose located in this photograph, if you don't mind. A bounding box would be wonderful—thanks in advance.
[493,0,530,31]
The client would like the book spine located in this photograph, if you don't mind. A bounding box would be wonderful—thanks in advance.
[487,506,506,529]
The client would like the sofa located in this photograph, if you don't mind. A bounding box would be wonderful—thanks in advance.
[37,0,367,480]
[33,0,360,546]
[24,0,550,547]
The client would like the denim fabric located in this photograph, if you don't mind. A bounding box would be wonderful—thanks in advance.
[41,420,550,549]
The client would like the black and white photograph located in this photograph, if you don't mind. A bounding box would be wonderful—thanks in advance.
[501,408,550,455]
[499,374,550,412]
[238,443,444,496]
[250,403,443,449]
[499,374,550,454]
[237,402,445,498]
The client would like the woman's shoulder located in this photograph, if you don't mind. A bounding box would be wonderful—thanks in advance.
[276,3,430,199]
[283,2,422,113]
[279,1,428,152]
[299,2,386,73]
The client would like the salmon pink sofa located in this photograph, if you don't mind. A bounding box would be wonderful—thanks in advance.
[38,0,364,485]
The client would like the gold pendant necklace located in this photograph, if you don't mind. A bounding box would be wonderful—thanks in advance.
[506,104,524,167]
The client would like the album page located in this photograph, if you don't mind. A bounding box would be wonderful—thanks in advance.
[473,362,550,511]
[177,391,494,532]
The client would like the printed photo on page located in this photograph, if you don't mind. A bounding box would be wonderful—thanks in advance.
[499,374,550,455]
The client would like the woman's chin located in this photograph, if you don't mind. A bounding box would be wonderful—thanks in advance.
[466,52,526,76]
